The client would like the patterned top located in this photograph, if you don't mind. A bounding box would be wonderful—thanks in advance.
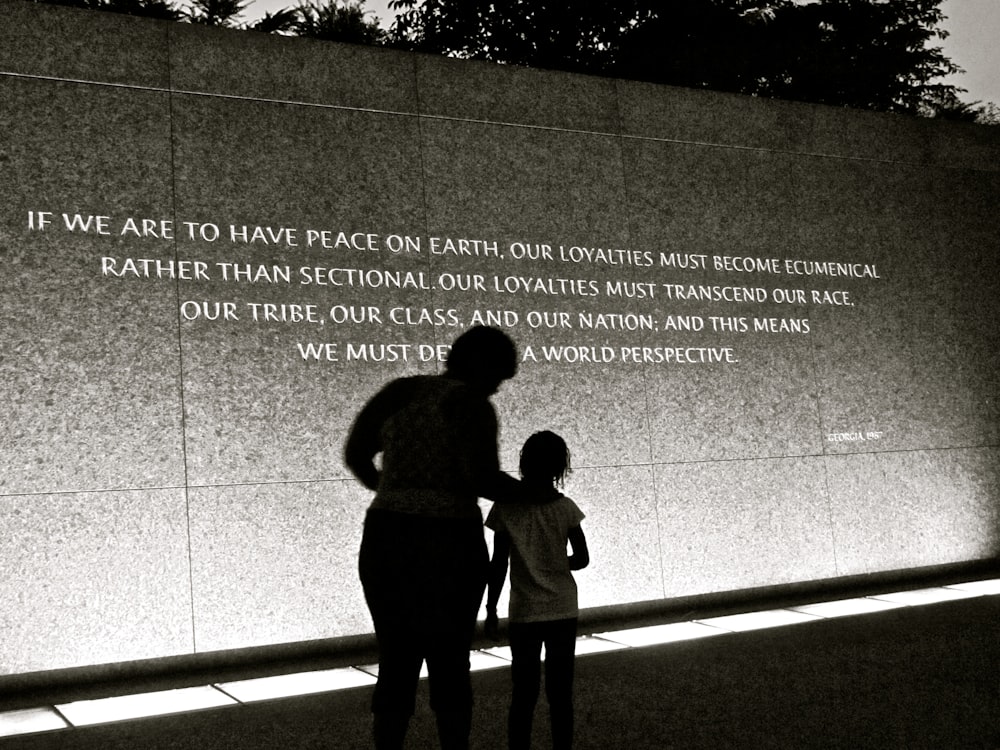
[486,493,586,622]
[344,375,516,519]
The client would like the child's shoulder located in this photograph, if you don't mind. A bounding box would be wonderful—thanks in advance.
[538,493,585,522]
[559,494,585,517]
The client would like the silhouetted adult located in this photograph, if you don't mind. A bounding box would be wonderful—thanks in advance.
[344,325,521,750]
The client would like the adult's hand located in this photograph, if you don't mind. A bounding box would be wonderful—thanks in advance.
[485,611,501,642]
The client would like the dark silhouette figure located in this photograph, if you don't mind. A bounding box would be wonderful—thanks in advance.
[344,325,521,750]
[485,431,590,750]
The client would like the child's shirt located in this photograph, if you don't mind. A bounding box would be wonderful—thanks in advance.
[485,491,585,623]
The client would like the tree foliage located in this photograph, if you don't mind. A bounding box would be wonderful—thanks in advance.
[32,0,383,41]
[389,0,645,73]
[184,0,249,26]
[388,0,967,116]
[36,0,183,20]
[248,7,299,33]
[30,0,995,122]
[293,0,385,43]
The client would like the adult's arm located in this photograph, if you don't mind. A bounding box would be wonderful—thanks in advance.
[485,529,511,640]
[452,390,522,503]
[343,378,411,491]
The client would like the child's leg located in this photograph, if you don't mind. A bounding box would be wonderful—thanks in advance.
[543,618,579,750]
[508,621,544,750]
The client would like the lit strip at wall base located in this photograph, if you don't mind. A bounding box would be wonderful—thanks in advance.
[2,580,997,738]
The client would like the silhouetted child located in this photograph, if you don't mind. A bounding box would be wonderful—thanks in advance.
[485,430,589,750]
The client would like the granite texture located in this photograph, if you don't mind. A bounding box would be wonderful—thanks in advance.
[805,159,996,454]
[621,138,803,259]
[0,76,185,495]
[417,54,620,133]
[168,92,432,486]
[419,117,628,239]
[622,138,824,462]
[641,333,823,463]
[568,465,666,609]
[417,115,651,467]
[0,489,193,673]
[941,168,1000,448]
[167,21,419,114]
[617,78,816,154]
[809,99,1000,170]
[0,0,170,88]
[655,457,840,596]
[618,73,1000,171]
[1,0,998,679]
[824,448,1000,575]
[187,480,372,653]
[928,117,1000,172]
[495,361,653,471]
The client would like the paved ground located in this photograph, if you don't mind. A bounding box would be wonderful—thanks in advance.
[5,594,999,749]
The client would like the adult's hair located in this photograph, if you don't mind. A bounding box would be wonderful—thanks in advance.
[445,325,518,383]
[519,430,571,487]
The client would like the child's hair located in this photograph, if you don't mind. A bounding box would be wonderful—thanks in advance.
[519,430,572,487]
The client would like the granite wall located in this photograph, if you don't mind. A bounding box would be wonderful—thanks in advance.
[1,0,998,676]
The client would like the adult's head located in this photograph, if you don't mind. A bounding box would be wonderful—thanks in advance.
[445,325,518,395]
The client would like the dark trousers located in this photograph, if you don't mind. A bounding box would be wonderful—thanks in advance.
[507,618,578,750]
[359,509,488,750]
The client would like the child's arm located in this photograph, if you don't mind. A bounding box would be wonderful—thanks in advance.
[485,530,511,640]
[567,525,589,571]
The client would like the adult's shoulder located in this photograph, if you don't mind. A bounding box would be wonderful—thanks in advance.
[370,374,435,402]
[439,376,495,410]
[383,375,493,421]
[352,375,428,423]
[382,373,429,392]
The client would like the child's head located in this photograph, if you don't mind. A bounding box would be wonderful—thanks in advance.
[519,430,571,487]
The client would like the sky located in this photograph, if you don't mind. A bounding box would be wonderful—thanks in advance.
[243,0,1000,106]
[937,0,1000,106]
